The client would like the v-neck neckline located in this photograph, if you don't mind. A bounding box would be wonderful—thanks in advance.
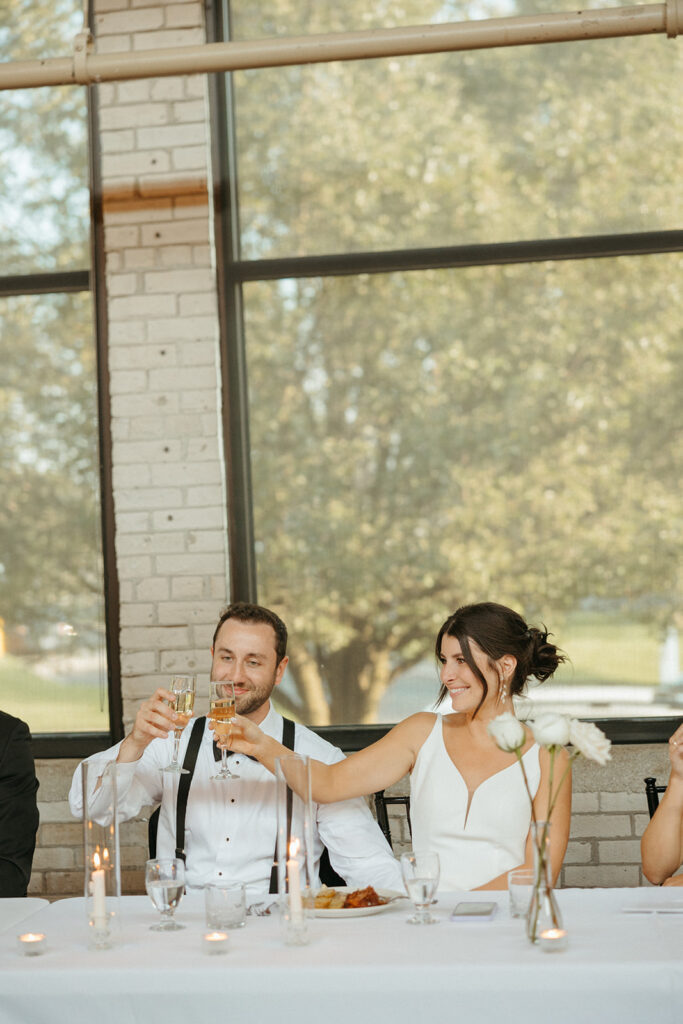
[439,717,537,827]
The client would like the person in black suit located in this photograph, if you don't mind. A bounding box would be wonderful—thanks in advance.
[0,711,39,897]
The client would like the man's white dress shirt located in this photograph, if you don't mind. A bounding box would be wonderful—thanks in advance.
[68,706,402,893]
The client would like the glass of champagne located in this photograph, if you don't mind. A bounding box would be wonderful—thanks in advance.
[161,674,196,774]
[400,851,440,924]
[145,857,185,930]
[209,680,239,781]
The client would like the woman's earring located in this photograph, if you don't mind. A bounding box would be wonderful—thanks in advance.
[498,676,509,705]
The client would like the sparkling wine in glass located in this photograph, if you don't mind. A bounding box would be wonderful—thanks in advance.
[209,680,239,781]
[145,857,185,931]
[161,674,196,774]
[400,851,440,925]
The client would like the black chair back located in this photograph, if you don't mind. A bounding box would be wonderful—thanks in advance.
[373,791,411,850]
[644,776,667,818]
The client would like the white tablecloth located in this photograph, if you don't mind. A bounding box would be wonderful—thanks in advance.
[1,888,682,1024]
[0,899,49,935]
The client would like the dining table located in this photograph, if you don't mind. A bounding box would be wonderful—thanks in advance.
[0,898,49,936]
[1,886,681,1024]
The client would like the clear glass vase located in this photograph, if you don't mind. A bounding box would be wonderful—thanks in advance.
[526,820,563,944]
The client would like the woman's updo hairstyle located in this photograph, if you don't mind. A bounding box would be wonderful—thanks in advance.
[435,601,566,717]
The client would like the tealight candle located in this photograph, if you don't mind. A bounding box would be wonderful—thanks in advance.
[539,927,568,952]
[202,931,229,955]
[17,933,47,956]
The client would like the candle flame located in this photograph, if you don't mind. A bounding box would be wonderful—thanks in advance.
[102,847,110,863]
[288,837,300,858]
[93,850,101,870]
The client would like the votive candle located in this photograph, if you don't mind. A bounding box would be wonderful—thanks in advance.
[202,931,229,955]
[17,933,47,956]
[539,927,568,952]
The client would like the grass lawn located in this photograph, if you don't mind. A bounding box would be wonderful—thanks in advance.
[0,653,109,734]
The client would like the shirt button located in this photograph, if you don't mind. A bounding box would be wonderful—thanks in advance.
[226,837,230,842]
[231,798,235,804]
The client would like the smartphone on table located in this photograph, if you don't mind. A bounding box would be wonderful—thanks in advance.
[450,901,498,921]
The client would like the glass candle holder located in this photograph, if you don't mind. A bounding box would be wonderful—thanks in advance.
[81,760,121,949]
[17,933,47,956]
[275,753,315,946]
[202,931,229,955]
[539,927,569,952]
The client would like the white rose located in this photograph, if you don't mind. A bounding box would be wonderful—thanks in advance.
[568,719,612,765]
[530,713,570,749]
[488,712,526,753]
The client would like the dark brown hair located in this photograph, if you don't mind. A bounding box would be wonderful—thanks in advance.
[212,602,288,664]
[435,601,566,717]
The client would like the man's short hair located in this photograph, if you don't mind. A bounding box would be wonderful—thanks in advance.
[212,602,288,664]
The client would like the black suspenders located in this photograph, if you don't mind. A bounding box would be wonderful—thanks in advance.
[172,714,296,891]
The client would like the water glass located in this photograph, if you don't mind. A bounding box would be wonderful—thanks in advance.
[400,851,440,925]
[508,868,534,918]
[204,882,247,930]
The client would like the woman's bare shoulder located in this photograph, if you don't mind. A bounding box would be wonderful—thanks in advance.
[390,712,439,744]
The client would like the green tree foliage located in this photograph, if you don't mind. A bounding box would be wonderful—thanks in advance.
[229,0,682,722]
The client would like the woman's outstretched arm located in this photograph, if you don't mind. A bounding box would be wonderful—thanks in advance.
[642,724,683,885]
[228,711,435,803]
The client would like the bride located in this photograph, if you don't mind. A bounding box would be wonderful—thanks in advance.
[226,601,572,890]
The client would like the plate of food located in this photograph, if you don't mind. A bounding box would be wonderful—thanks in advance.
[312,885,407,918]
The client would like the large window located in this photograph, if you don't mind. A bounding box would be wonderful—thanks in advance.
[0,0,109,741]
[216,1,683,730]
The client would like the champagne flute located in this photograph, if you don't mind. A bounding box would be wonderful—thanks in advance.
[161,674,196,774]
[209,680,239,781]
[145,857,185,931]
[400,851,440,924]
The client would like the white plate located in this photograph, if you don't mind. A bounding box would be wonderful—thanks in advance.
[312,888,406,918]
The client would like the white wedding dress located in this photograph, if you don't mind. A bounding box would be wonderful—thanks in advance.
[410,715,540,890]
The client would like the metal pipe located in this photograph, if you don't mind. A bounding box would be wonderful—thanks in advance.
[0,2,680,91]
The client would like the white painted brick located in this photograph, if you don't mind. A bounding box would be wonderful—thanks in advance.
[165,4,203,29]
[634,814,651,835]
[116,512,151,533]
[598,840,642,863]
[191,245,212,267]
[173,197,208,217]
[119,581,135,602]
[121,626,189,649]
[141,219,209,246]
[105,224,139,249]
[150,461,219,487]
[97,83,116,105]
[116,486,183,510]
[172,146,208,171]
[110,294,177,318]
[563,865,640,888]
[148,365,215,390]
[120,651,157,674]
[109,345,177,370]
[122,248,157,269]
[209,576,229,599]
[180,340,217,366]
[186,437,219,460]
[186,486,224,506]
[96,8,164,35]
[100,129,135,153]
[173,100,206,122]
[94,0,129,14]
[108,320,148,343]
[132,28,205,49]
[100,104,169,130]
[107,272,139,296]
[570,792,599,813]
[120,604,156,626]
[112,464,152,488]
[136,577,171,601]
[116,439,182,463]
[180,391,219,414]
[185,76,206,99]
[109,370,148,394]
[36,801,74,824]
[564,841,592,865]
[117,532,186,556]
[156,553,219,575]
[33,848,75,870]
[160,245,193,266]
[144,268,213,293]
[105,199,173,225]
[122,675,167,700]
[153,506,223,530]
[159,649,207,673]
[102,149,171,178]
[570,814,632,839]
[146,316,215,341]
[171,577,207,599]
[118,555,153,579]
[150,78,186,102]
[95,34,131,54]
[600,792,649,812]
[187,530,225,553]
[157,601,221,625]
[137,124,205,149]
[116,80,153,104]
[112,393,179,417]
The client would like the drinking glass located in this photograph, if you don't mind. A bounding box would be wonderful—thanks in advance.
[209,680,239,780]
[400,851,440,925]
[508,868,534,918]
[145,858,185,931]
[161,674,196,774]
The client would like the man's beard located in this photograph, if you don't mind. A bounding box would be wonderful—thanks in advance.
[234,673,278,717]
